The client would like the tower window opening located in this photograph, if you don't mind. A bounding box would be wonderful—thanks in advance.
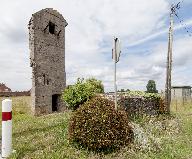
[49,22,55,34]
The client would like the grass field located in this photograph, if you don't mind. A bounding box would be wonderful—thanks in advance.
[0,96,192,159]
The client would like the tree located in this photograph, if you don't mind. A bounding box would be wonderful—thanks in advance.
[118,89,130,92]
[126,89,130,92]
[120,89,125,92]
[146,80,158,93]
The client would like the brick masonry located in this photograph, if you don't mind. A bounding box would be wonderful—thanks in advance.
[28,8,68,115]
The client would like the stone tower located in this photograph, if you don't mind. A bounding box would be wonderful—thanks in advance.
[28,8,68,115]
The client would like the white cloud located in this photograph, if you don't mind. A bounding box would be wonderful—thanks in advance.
[0,0,191,92]
[111,32,192,91]
[127,18,192,47]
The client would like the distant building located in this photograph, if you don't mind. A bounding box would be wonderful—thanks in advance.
[171,86,191,104]
[0,83,11,92]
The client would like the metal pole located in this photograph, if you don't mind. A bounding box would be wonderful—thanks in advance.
[114,61,117,110]
[114,40,117,110]
[112,37,121,110]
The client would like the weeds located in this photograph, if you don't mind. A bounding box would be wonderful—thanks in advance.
[0,97,191,159]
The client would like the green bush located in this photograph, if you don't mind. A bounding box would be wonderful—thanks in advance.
[62,78,104,110]
[68,96,133,152]
[86,78,104,93]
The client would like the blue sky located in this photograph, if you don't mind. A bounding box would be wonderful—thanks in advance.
[0,0,192,92]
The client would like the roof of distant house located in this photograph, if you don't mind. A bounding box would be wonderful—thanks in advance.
[0,83,12,92]
[172,86,191,89]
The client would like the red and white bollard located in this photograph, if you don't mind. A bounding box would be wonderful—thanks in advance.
[2,99,12,158]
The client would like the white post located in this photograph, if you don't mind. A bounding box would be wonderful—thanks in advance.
[2,99,12,158]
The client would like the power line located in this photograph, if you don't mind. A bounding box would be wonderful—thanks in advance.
[172,0,192,37]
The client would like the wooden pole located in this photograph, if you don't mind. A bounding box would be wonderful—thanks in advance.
[165,11,174,114]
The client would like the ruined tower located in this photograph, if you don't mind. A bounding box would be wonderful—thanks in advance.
[28,8,68,115]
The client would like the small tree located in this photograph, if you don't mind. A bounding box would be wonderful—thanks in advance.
[146,80,158,93]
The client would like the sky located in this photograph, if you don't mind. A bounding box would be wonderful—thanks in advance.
[0,0,192,92]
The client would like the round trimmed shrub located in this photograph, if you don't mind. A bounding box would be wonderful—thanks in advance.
[68,96,133,152]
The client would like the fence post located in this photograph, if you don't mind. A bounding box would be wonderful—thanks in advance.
[2,99,12,158]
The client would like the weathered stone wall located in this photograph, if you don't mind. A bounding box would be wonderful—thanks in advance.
[28,8,68,115]
[100,93,162,117]
[118,97,161,117]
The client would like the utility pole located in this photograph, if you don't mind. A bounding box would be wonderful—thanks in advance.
[165,6,174,113]
[112,37,121,110]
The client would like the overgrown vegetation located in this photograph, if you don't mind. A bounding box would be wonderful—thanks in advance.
[68,96,133,152]
[122,90,161,99]
[0,96,191,159]
[62,78,104,110]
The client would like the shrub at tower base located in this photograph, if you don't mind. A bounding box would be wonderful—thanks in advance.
[68,96,133,152]
[62,78,104,110]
